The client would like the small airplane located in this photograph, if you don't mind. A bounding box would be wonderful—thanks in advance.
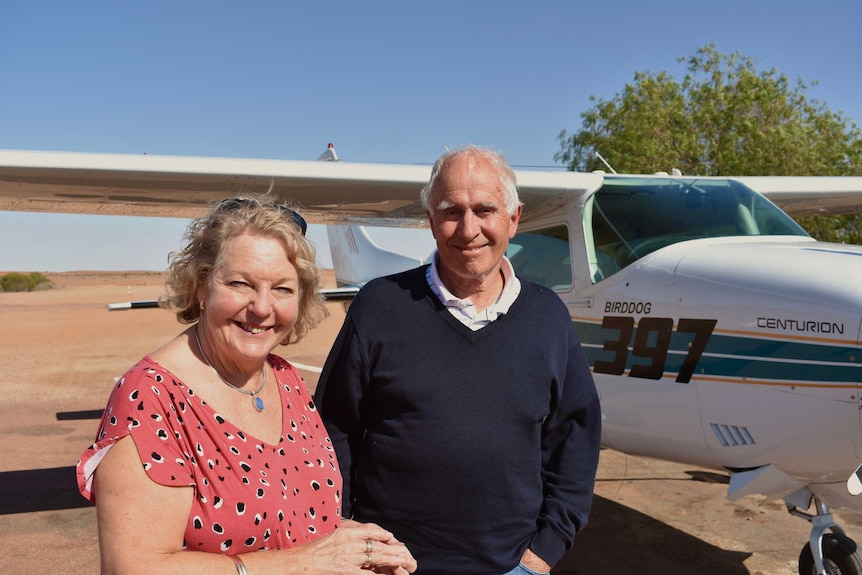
[3,144,862,575]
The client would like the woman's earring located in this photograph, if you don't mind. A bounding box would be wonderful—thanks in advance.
[199,300,205,310]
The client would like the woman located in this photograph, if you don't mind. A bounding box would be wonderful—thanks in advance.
[77,196,416,575]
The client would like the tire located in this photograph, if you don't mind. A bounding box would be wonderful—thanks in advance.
[799,533,862,575]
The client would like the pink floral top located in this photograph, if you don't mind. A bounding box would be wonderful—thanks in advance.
[77,354,342,555]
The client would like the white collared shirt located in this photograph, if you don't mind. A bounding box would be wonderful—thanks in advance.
[426,251,522,331]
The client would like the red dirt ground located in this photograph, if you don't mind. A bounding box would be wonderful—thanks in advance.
[2,271,861,574]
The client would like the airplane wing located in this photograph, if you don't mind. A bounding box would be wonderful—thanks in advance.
[734,176,862,217]
[0,149,603,226]
[5,148,862,223]
[0,149,430,225]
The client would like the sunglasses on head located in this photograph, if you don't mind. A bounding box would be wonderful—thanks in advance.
[216,197,307,236]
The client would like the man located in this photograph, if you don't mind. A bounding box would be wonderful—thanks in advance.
[314,146,601,575]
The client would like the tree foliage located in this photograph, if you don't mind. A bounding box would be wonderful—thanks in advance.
[0,272,52,292]
[555,44,862,243]
[555,44,862,177]
[795,214,862,244]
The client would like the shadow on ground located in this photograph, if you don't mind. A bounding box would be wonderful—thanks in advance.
[555,494,752,575]
[1,461,753,575]
[56,409,104,421]
[0,409,103,515]
[0,466,92,514]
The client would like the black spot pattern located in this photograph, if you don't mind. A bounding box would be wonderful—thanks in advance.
[77,354,341,554]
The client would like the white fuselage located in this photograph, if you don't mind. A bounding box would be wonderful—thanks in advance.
[561,235,862,509]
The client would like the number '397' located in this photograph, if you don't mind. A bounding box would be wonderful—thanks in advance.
[593,317,717,383]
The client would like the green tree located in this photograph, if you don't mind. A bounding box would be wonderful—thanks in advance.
[556,44,862,242]
[796,214,862,244]
[556,44,862,177]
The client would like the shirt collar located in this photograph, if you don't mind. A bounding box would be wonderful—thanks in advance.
[427,251,521,314]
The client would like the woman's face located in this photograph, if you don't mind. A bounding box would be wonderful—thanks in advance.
[198,230,300,372]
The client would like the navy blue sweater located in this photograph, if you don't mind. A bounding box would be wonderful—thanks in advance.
[314,266,601,574]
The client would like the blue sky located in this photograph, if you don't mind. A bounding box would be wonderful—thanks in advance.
[1,0,860,271]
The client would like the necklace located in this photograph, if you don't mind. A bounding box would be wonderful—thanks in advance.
[195,327,266,412]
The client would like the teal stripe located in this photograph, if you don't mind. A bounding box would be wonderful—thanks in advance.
[574,319,860,384]
[705,333,854,363]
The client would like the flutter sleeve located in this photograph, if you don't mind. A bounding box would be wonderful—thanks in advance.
[77,357,197,502]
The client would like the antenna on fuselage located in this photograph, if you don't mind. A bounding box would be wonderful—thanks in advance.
[317,143,339,162]
[594,151,617,174]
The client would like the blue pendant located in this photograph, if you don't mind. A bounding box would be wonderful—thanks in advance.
[253,396,265,412]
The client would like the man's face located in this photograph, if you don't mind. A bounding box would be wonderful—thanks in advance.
[426,154,521,289]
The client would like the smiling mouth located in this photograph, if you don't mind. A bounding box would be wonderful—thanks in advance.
[237,322,269,335]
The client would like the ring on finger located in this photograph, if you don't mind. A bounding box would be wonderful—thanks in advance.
[363,552,372,568]
[366,539,373,553]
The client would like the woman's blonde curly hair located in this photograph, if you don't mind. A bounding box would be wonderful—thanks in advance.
[163,195,328,345]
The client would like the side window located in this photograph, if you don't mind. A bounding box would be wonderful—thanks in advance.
[507,225,572,291]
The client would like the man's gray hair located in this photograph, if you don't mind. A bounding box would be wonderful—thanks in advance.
[420,146,521,215]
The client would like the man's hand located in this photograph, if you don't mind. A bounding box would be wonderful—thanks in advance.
[520,548,551,573]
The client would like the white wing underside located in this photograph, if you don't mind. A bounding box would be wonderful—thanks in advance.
[6,149,862,223]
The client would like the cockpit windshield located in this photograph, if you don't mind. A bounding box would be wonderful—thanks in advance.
[587,176,809,282]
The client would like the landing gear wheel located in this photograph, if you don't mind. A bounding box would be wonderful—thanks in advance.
[799,533,862,575]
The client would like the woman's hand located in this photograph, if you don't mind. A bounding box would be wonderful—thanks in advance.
[93,435,416,574]
[295,518,417,574]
